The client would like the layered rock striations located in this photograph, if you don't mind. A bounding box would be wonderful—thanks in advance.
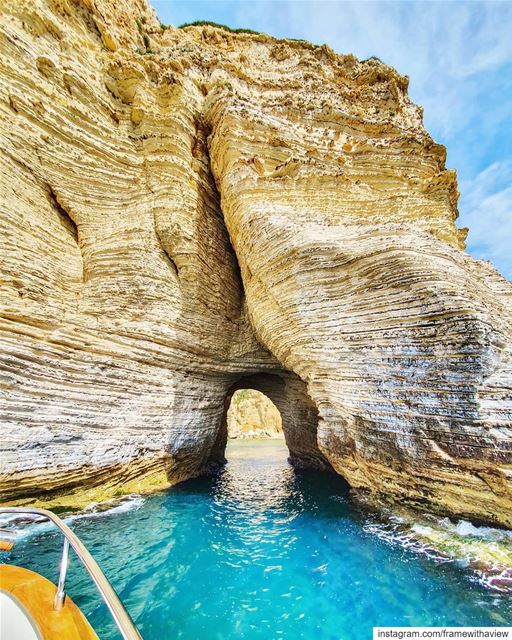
[0,0,511,525]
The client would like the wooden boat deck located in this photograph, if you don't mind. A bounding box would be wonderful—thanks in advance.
[0,564,98,639]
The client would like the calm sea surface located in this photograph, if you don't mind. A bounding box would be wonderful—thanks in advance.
[6,440,511,639]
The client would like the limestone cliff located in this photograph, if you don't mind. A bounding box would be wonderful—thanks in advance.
[0,0,511,526]
[227,390,283,439]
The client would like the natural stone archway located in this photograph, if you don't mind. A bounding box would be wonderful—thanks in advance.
[226,389,283,439]
[0,0,510,527]
[209,373,331,473]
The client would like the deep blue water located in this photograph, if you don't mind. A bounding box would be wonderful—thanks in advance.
[4,440,511,639]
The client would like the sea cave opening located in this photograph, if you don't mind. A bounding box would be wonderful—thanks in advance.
[227,388,284,440]
[209,372,332,473]
[204,373,350,527]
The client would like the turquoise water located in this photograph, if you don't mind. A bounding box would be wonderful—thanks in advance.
[4,440,511,639]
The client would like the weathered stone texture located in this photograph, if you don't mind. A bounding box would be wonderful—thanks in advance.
[0,0,511,525]
[227,389,283,439]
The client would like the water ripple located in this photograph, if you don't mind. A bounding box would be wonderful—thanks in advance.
[3,440,511,639]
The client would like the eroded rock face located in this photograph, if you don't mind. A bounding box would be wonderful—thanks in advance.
[227,390,283,439]
[0,0,510,525]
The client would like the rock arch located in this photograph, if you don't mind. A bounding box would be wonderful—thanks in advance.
[0,0,510,527]
[208,372,331,473]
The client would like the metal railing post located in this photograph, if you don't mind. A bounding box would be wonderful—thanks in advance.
[0,507,143,640]
[54,537,70,611]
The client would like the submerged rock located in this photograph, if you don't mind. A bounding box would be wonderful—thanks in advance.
[364,510,512,593]
[0,0,510,526]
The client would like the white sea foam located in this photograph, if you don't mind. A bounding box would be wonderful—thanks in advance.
[64,494,144,523]
[364,515,512,593]
[437,518,512,542]
[0,494,145,542]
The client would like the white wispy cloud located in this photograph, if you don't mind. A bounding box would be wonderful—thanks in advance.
[152,0,512,279]
[459,162,512,278]
[235,1,512,142]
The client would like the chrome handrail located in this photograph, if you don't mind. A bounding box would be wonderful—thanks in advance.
[0,507,143,640]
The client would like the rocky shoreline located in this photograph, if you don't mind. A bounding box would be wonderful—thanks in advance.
[0,0,510,527]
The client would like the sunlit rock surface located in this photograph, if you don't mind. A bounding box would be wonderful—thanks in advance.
[0,0,511,525]
[227,390,283,439]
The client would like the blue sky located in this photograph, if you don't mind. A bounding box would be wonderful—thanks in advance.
[151,1,512,279]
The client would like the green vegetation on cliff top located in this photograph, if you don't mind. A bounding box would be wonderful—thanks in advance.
[178,20,260,35]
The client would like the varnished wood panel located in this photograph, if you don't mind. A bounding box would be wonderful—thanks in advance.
[0,564,99,640]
